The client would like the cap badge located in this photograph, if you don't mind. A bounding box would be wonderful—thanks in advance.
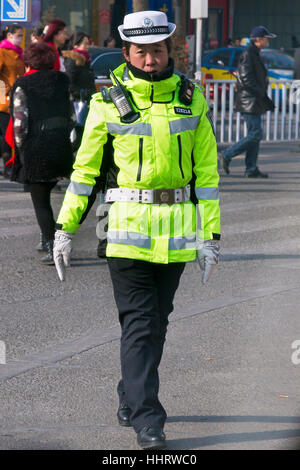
[143,17,154,28]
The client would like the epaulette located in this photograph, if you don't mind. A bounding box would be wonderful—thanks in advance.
[178,76,195,106]
[100,86,112,102]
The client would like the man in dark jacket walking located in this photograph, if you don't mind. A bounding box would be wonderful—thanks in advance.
[221,26,276,178]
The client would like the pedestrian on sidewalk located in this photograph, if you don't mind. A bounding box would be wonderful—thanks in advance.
[30,25,45,44]
[62,31,96,151]
[9,42,73,264]
[53,10,220,449]
[220,26,276,178]
[0,23,25,178]
[43,19,68,72]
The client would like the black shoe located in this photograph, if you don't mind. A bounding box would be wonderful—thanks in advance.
[137,426,166,450]
[40,240,55,265]
[36,233,48,252]
[117,403,132,427]
[219,152,230,174]
[245,168,268,178]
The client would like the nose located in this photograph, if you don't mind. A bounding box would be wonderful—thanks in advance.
[145,52,155,65]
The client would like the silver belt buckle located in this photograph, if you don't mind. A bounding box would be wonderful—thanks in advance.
[153,189,175,204]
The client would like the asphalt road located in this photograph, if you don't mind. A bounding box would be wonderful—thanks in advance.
[0,143,300,451]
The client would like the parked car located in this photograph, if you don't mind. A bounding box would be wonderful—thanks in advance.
[201,47,295,104]
[201,47,295,81]
[89,47,124,89]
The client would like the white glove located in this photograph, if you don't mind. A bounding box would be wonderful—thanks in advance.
[53,230,73,281]
[197,240,220,285]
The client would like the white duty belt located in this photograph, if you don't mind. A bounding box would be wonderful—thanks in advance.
[105,186,190,204]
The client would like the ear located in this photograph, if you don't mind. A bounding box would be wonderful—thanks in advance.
[122,46,130,63]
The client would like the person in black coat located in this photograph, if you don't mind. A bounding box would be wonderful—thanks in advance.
[10,42,74,264]
[62,31,96,150]
[221,26,276,178]
[62,31,96,103]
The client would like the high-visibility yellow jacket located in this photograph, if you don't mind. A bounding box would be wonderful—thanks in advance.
[57,63,220,264]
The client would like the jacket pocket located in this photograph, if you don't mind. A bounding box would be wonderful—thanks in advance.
[177,135,184,179]
[136,137,143,181]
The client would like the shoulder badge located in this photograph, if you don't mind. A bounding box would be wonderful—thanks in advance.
[174,107,192,115]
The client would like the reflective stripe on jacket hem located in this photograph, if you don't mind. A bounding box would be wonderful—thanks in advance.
[107,231,196,250]
[107,231,151,248]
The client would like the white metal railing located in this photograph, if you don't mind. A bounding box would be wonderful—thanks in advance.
[203,79,300,144]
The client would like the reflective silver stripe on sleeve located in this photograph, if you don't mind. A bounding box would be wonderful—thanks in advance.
[107,231,151,249]
[169,236,196,250]
[107,122,152,136]
[195,187,219,200]
[68,181,93,196]
[169,116,200,135]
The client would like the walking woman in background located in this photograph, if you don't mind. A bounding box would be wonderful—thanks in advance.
[0,23,25,177]
[62,31,96,149]
[9,42,73,264]
[43,18,68,71]
[62,31,96,104]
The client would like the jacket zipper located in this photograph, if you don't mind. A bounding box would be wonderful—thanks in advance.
[177,135,184,179]
[137,137,143,181]
[150,84,154,103]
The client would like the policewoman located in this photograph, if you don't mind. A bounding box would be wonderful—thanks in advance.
[53,11,221,450]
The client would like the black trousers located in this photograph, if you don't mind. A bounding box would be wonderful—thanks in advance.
[107,257,185,433]
[28,182,57,241]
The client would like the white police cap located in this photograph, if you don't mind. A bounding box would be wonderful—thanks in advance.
[118,10,176,44]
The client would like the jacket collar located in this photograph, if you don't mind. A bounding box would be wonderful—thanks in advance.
[126,58,175,82]
[112,62,180,108]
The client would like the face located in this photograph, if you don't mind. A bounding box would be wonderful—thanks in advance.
[31,33,42,44]
[123,41,169,74]
[54,27,68,47]
[7,29,23,47]
[255,37,269,49]
[107,38,116,48]
[77,36,90,51]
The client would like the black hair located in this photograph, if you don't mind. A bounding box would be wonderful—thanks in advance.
[69,31,89,49]
[5,23,22,35]
[122,37,172,55]
[31,25,44,38]
[104,34,116,47]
